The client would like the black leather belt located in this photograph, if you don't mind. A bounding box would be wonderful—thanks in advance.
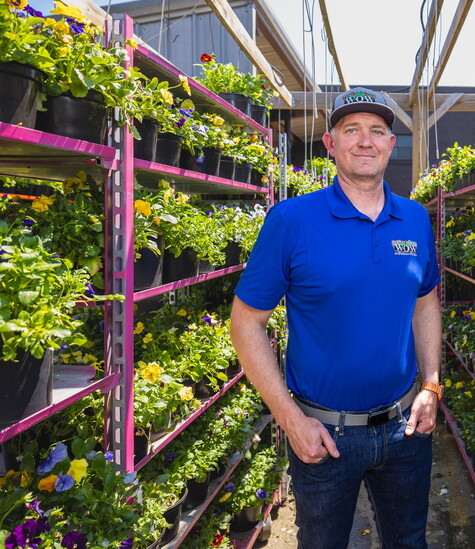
[293,384,418,427]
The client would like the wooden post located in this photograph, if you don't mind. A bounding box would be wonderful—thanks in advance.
[412,98,427,188]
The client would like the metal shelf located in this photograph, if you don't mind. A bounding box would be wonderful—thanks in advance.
[134,264,245,302]
[160,415,272,549]
[439,400,475,484]
[134,45,268,135]
[134,158,271,195]
[0,123,117,181]
[134,370,245,470]
[0,366,120,444]
[444,338,475,381]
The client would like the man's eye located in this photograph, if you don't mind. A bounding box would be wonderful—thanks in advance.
[346,128,357,134]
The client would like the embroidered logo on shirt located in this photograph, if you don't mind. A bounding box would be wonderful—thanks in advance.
[392,240,418,256]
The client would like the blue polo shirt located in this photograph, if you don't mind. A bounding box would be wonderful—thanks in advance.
[235,177,439,411]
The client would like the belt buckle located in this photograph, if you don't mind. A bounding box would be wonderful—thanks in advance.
[367,408,390,427]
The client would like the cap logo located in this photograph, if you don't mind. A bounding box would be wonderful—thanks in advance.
[343,90,377,104]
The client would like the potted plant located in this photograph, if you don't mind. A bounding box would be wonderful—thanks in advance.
[0,438,141,547]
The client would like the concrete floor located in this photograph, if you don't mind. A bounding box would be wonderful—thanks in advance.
[256,411,475,548]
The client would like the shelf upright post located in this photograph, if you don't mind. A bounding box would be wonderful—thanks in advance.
[278,132,287,202]
[103,14,136,473]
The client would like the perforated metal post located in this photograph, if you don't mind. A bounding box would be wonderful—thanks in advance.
[278,132,287,202]
[103,14,136,473]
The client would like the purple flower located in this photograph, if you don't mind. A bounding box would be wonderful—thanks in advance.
[27,499,44,518]
[176,117,186,128]
[104,451,113,462]
[21,218,35,227]
[292,166,303,173]
[223,482,235,493]
[84,283,95,297]
[196,154,205,164]
[202,314,213,326]
[179,108,193,118]
[164,452,176,465]
[25,6,44,17]
[55,473,75,492]
[61,531,88,549]
[99,321,105,333]
[122,471,137,484]
[119,537,134,549]
[37,442,68,474]
[256,488,267,499]
[5,525,27,548]
[66,18,85,34]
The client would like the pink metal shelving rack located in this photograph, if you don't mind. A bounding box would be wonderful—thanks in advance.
[0,13,276,548]
[428,183,475,483]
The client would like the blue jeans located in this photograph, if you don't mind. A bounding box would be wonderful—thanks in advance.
[288,406,432,549]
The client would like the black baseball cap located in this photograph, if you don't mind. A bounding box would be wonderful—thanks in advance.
[329,87,395,129]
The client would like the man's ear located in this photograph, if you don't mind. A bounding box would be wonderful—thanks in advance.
[322,131,335,157]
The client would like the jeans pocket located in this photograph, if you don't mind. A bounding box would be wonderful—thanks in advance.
[413,429,432,439]
[288,424,339,466]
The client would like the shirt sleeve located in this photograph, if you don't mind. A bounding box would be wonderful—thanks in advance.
[235,202,294,311]
[417,212,440,297]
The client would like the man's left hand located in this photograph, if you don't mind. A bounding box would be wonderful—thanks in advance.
[404,389,438,436]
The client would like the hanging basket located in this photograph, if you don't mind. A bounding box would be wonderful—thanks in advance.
[35,90,109,143]
[218,92,252,117]
[0,62,45,128]
[0,348,53,429]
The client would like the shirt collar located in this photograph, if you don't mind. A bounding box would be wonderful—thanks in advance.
[326,176,403,221]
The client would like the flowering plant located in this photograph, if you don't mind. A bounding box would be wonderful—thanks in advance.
[194,54,249,96]
[0,439,141,548]
[182,507,234,548]
[219,446,285,515]
[441,207,475,273]
[274,158,336,197]
[443,367,475,452]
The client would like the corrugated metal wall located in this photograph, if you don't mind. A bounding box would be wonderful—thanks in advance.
[133,2,255,77]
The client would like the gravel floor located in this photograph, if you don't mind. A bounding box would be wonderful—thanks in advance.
[254,410,475,548]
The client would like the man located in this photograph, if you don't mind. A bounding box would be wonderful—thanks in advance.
[230,87,442,549]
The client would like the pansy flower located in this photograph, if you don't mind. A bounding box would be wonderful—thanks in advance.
[37,442,68,474]
[61,531,88,549]
[55,473,75,492]
[200,53,213,63]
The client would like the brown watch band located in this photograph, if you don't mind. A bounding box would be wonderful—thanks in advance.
[421,382,444,401]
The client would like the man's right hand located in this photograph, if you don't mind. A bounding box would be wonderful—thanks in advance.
[284,413,340,463]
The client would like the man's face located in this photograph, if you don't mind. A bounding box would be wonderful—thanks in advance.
[323,112,396,183]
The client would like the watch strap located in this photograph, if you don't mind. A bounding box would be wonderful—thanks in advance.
[421,381,444,401]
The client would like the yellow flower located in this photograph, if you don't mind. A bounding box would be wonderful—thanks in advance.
[8,0,28,9]
[176,194,190,204]
[456,381,464,389]
[261,176,269,183]
[181,99,195,110]
[456,232,466,238]
[20,471,30,488]
[160,88,174,105]
[38,475,58,492]
[125,39,139,49]
[139,362,164,383]
[31,200,49,213]
[134,200,152,216]
[179,386,194,401]
[83,354,98,364]
[468,233,475,241]
[51,2,87,22]
[143,333,153,344]
[68,459,88,482]
[446,220,455,228]
[212,116,224,126]
[187,323,197,330]
[163,188,174,204]
[179,75,191,96]
[464,391,473,398]
[58,46,71,58]
[219,492,232,503]
[462,339,467,346]
[176,309,187,316]
[445,379,452,388]
[450,311,456,318]
[251,134,258,142]
[54,21,71,35]
[153,216,162,225]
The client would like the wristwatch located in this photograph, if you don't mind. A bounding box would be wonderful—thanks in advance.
[421,382,444,401]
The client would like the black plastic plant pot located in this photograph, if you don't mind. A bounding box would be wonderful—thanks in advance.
[0,349,53,429]
[230,505,263,533]
[250,168,266,187]
[158,487,189,547]
[134,240,163,291]
[180,147,222,176]
[162,249,199,284]
[250,104,268,127]
[134,118,160,162]
[218,92,252,117]
[218,155,235,181]
[155,132,183,167]
[0,62,45,128]
[183,473,211,511]
[36,90,108,143]
[234,162,252,184]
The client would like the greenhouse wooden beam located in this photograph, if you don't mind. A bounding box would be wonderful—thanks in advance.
[381,92,413,132]
[65,0,112,27]
[318,0,348,91]
[427,92,464,127]
[409,0,444,107]
[412,100,427,186]
[277,92,475,112]
[204,0,293,106]
[427,0,473,101]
